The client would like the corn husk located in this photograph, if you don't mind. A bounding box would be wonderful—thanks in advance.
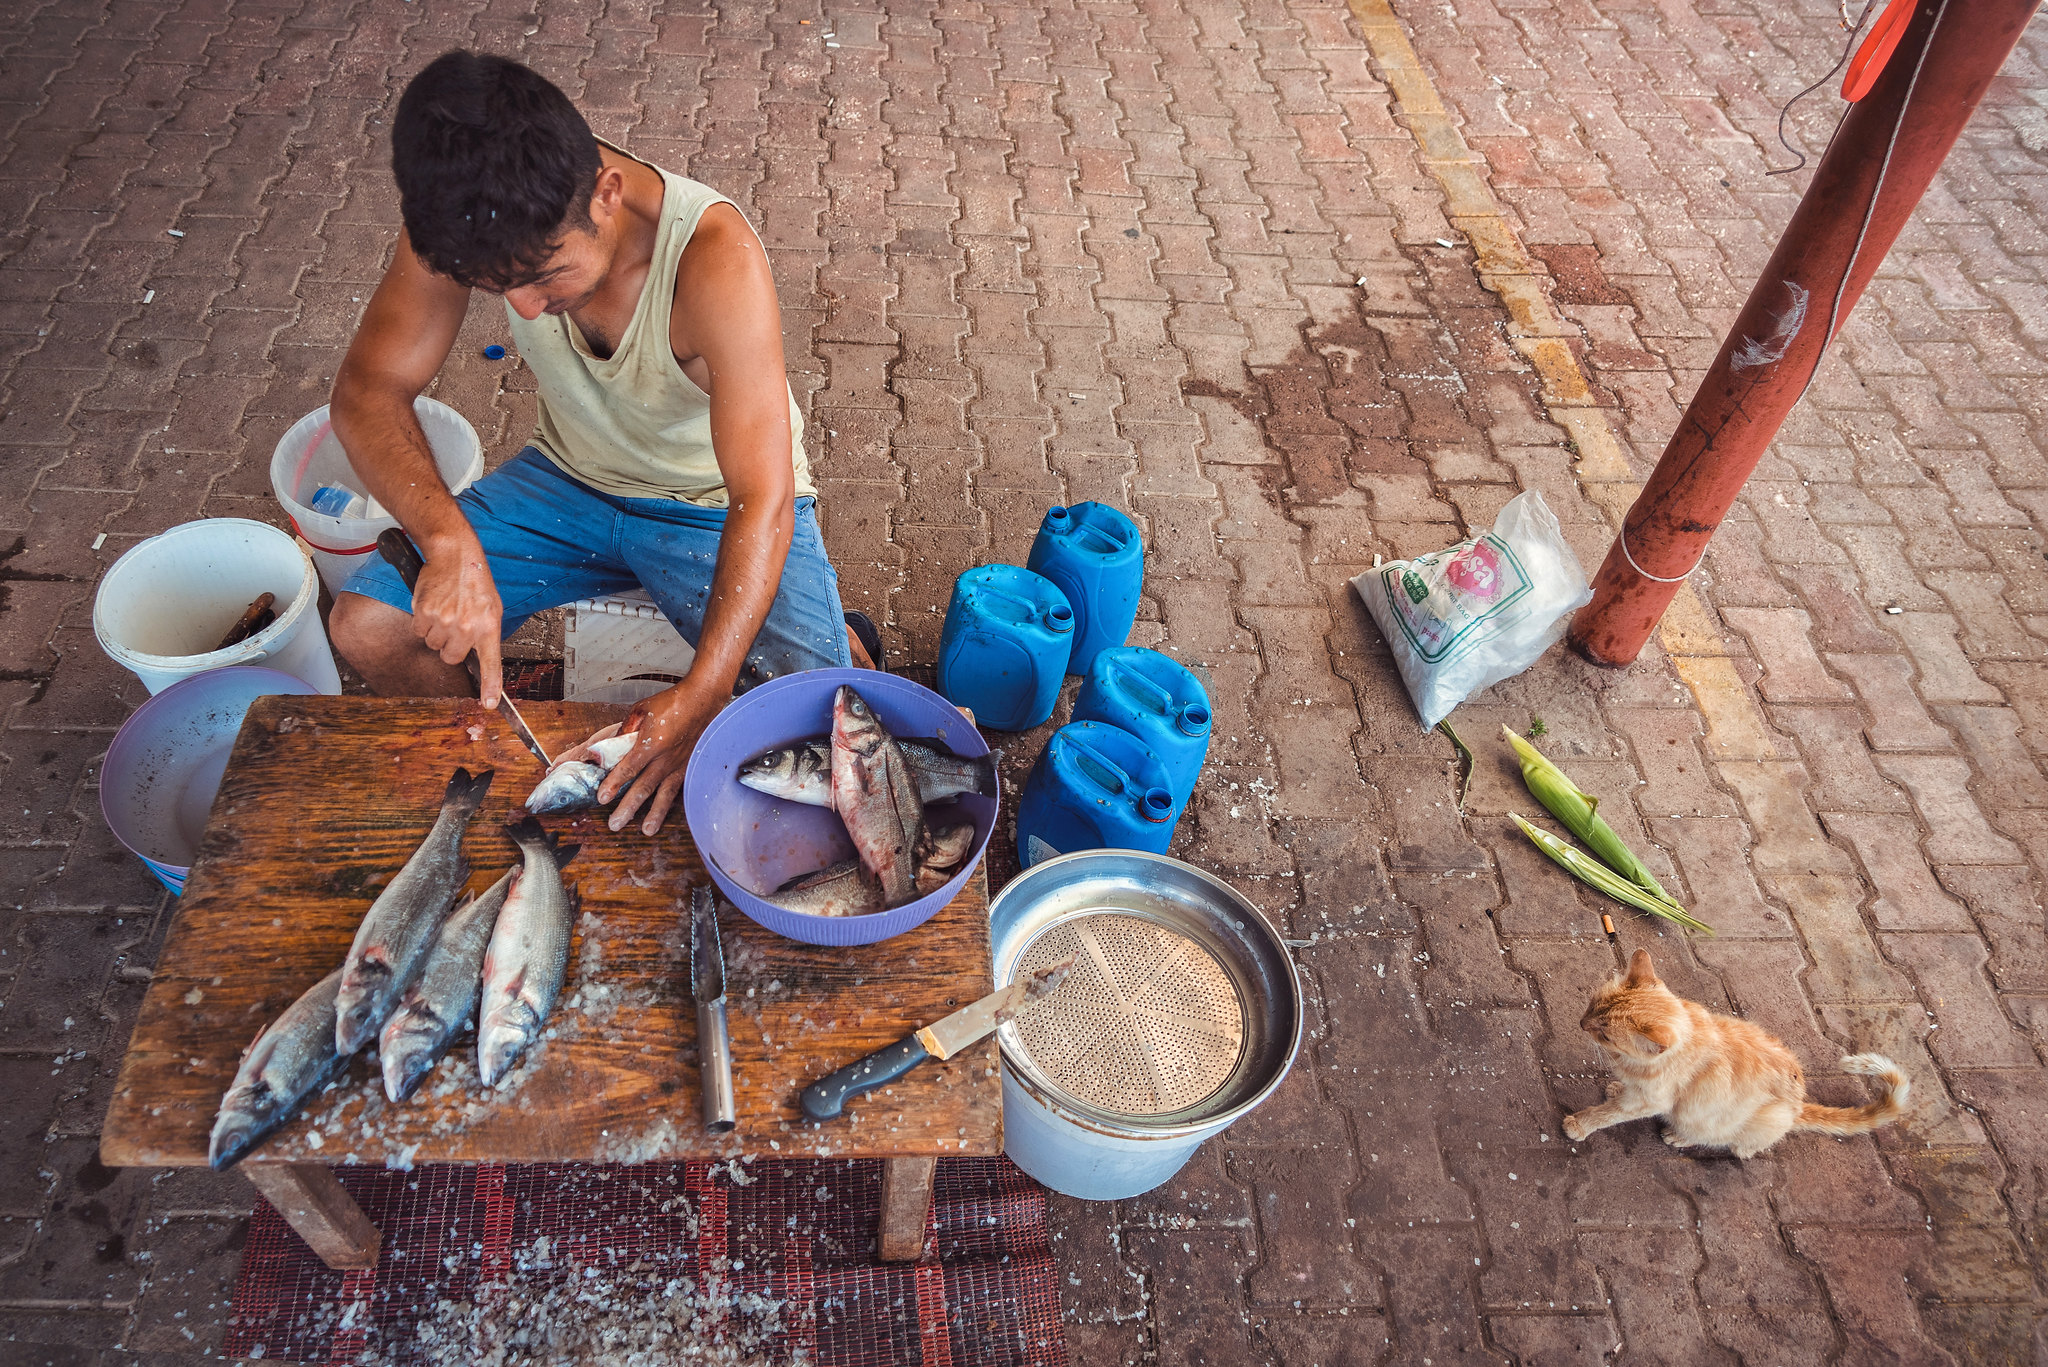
[1503,726,1679,910]
[1511,814,1715,934]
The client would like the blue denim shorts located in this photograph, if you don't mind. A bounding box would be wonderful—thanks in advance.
[341,447,852,689]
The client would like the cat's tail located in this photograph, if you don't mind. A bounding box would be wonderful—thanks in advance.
[1794,1054,1909,1135]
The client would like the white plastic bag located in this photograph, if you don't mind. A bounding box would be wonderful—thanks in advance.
[1350,490,1591,730]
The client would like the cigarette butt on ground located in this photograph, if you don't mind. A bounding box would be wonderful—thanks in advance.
[1601,914,1616,939]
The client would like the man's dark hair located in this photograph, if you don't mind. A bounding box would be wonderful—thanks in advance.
[392,52,603,291]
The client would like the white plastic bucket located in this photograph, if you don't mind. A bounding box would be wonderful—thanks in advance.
[93,518,343,695]
[270,397,483,594]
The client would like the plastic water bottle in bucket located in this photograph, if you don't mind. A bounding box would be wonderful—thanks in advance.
[271,396,481,594]
[1072,646,1211,808]
[1014,721,1178,867]
[936,565,1073,731]
[1025,502,1144,676]
[93,518,343,695]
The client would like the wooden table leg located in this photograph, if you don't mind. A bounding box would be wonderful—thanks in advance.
[878,1156,936,1262]
[244,1163,381,1270]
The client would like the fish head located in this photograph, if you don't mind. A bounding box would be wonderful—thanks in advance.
[832,685,885,756]
[927,821,976,870]
[206,1082,273,1170]
[524,761,604,813]
[382,1044,436,1104]
[332,981,383,1055]
[738,747,801,794]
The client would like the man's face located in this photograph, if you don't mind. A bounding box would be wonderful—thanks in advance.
[500,224,609,320]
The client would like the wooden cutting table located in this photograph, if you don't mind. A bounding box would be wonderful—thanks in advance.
[100,696,1000,1269]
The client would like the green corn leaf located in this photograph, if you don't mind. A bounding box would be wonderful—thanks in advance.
[1511,814,1715,934]
[1503,726,1681,911]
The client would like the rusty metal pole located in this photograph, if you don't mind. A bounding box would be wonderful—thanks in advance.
[1567,0,2041,666]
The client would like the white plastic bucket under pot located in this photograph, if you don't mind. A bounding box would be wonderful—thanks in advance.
[988,851,1303,1201]
[93,518,343,695]
[271,397,483,594]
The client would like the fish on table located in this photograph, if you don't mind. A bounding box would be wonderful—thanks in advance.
[828,685,926,907]
[523,730,638,814]
[334,767,494,1054]
[209,967,350,1171]
[739,736,999,810]
[378,866,516,1102]
[477,816,581,1086]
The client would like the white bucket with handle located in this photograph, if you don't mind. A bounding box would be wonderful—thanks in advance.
[93,519,343,695]
[270,396,483,594]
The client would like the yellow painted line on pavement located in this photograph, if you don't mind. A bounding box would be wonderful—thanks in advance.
[1344,0,1760,737]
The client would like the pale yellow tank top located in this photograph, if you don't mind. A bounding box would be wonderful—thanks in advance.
[505,146,815,507]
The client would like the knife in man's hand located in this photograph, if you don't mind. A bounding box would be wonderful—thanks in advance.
[376,528,553,768]
[800,957,1076,1121]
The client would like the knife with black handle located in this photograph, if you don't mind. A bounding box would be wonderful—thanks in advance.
[800,957,1074,1121]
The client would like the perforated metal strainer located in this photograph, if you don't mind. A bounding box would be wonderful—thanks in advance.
[991,851,1301,1136]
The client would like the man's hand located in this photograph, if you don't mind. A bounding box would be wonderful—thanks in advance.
[599,676,727,834]
[411,533,506,707]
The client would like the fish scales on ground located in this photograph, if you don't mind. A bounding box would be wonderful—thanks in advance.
[379,868,516,1103]
[828,686,926,907]
[523,732,638,813]
[477,817,581,1086]
[209,967,351,1170]
[334,767,495,1054]
[739,736,999,809]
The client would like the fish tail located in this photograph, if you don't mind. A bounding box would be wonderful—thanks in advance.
[504,815,580,869]
[444,766,496,818]
[973,751,1001,798]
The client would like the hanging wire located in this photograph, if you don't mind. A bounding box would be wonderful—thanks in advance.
[1766,0,1886,176]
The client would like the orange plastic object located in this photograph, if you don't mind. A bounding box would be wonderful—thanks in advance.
[1843,0,1913,102]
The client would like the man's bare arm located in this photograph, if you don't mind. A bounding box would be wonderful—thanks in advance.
[330,232,509,705]
[602,204,798,833]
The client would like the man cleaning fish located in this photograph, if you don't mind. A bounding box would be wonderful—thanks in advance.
[325,50,881,837]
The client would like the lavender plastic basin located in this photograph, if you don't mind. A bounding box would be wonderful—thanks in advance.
[100,666,321,894]
[682,668,997,946]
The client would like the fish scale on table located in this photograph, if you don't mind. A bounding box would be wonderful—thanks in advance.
[334,766,494,1054]
[477,816,581,1086]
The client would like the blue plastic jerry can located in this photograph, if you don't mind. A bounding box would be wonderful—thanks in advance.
[1072,646,1212,807]
[1025,502,1144,676]
[936,565,1075,731]
[1015,721,1179,867]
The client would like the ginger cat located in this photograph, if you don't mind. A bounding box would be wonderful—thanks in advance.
[1563,949,1908,1158]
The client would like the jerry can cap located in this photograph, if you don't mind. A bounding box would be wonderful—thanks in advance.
[1140,788,1175,822]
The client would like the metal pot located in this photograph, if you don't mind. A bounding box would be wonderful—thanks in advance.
[989,850,1303,1200]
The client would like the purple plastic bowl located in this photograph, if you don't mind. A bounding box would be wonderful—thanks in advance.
[682,668,997,946]
[101,666,321,894]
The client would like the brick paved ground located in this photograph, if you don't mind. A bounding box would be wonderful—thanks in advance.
[2,0,2045,1361]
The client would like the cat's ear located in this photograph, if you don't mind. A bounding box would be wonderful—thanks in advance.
[1624,949,1660,988]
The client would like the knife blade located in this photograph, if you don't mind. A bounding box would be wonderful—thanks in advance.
[689,884,737,1132]
[799,956,1075,1121]
[375,528,553,768]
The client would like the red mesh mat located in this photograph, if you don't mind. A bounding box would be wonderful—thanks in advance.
[225,1158,1067,1365]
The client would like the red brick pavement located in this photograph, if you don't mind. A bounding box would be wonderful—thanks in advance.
[0,0,2044,1361]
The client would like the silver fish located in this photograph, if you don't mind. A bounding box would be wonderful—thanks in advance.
[740,737,999,808]
[767,821,978,917]
[829,686,925,907]
[523,732,638,813]
[209,967,350,1170]
[378,868,515,1102]
[477,817,580,1085]
[335,767,494,1054]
